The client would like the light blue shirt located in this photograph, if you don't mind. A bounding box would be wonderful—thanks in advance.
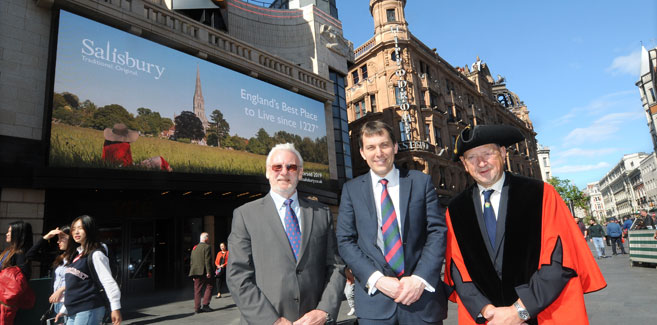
[270,190,303,233]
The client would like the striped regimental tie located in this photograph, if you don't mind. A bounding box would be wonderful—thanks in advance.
[380,178,404,277]
[284,199,301,260]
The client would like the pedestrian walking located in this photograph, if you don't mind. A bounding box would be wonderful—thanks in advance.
[26,225,71,323]
[189,232,214,313]
[606,219,626,255]
[214,242,228,299]
[588,219,607,259]
[55,215,122,325]
[0,221,34,324]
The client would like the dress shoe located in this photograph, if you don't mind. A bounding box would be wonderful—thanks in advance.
[201,305,212,312]
[195,309,203,314]
[347,308,355,316]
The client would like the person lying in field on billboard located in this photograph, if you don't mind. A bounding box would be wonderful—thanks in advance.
[102,123,173,172]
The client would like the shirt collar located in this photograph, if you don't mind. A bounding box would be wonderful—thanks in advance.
[369,167,399,186]
[270,190,299,209]
[477,172,506,195]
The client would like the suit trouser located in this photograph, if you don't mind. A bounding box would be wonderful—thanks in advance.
[193,276,214,310]
[357,307,443,325]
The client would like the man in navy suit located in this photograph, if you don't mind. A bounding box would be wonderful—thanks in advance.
[336,121,449,324]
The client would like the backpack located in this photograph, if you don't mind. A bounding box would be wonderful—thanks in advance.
[86,246,119,324]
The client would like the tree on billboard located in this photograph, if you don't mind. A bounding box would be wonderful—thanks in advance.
[246,128,273,155]
[174,111,205,141]
[222,134,248,150]
[273,130,302,145]
[135,107,173,136]
[62,92,80,110]
[89,104,135,130]
[207,109,230,147]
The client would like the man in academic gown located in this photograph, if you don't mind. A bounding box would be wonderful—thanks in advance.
[444,124,606,325]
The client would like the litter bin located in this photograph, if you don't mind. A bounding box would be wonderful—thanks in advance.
[628,229,657,267]
[15,277,52,325]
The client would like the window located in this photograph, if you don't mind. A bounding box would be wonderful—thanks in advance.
[391,51,397,62]
[354,99,366,119]
[361,65,368,80]
[395,87,402,106]
[386,9,396,22]
[399,121,408,142]
[543,157,547,166]
[434,127,442,147]
[370,94,377,112]
[429,91,437,107]
[352,70,359,84]
[425,123,431,141]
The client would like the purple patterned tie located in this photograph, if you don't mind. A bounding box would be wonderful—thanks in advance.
[380,179,404,277]
[284,199,301,260]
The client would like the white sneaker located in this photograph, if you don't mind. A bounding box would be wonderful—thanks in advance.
[347,308,355,316]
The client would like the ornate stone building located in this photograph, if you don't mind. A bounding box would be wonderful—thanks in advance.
[346,0,541,199]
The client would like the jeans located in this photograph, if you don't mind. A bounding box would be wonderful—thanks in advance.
[66,306,105,325]
[592,237,605,257]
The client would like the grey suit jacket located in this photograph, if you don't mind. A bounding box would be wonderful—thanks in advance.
[227,193,345,324]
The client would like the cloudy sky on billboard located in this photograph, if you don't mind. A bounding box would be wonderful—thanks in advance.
[54,10,326,140]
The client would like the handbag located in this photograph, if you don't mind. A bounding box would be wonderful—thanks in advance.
[40,303,64,325]
[0,266,35,309]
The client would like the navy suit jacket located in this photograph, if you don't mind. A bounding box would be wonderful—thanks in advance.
[336,168,449,322]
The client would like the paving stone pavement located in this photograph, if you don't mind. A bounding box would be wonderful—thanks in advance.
[122,240,656,324]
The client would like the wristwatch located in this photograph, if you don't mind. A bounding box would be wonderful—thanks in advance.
[513,301,530,321]
[324,311,334,324]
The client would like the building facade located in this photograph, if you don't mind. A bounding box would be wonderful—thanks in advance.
[637,46,657,152]
[598,153,650,219]
[639,152,657,210]
[0,0,352,294]
[537,144,551,182]
[585,182,606,222]
[345,0,541,199]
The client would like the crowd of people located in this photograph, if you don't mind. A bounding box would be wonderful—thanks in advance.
[8,121,649,325]
[0,216,122,325]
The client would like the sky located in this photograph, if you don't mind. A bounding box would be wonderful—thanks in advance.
[53,10,326,141]
[337,0,657,189]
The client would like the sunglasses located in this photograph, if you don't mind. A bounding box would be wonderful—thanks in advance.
[270,164,299,172]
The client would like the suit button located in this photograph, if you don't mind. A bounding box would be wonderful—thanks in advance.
[296,270,302,274]
[294,298,299,302]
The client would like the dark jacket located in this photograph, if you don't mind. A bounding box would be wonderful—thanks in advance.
[189,242,213,277]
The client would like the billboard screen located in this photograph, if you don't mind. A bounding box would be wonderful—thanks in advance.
[50,10,329,187]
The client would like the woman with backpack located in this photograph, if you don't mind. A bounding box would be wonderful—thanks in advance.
[55,215,122,325]
[26,225,71,321]
[0,220,34,324]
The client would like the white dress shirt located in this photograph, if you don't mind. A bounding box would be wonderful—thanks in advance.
[476,173,506,219]
[365,168,434,294]
[270,190,303,233]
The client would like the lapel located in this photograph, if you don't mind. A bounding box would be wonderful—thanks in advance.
[262,194,297,265]
[297,198,314,265]
[494,175,511,255]
[472,188,495,259]
[398,169,411,238]
[360,174,378,245]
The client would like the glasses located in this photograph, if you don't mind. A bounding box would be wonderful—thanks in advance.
[464,150,498,164]
[270,164,299,172]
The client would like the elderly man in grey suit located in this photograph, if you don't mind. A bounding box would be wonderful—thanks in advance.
[189,232,214,313]
[227,143,345,325]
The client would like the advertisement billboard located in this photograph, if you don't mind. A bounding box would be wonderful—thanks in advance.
[50,10,329,186]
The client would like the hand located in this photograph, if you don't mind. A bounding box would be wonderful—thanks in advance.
[481,304,495,321]
[374,276,402,299]
[111,310,122,325]
[394,276,425,305]
[273,317,293,325]
[49,287,65,303]
[44,227,62,240]
[486,306,525,325]
[293,309,327,325]
[206,273,211,278]
[54,313,65,323]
